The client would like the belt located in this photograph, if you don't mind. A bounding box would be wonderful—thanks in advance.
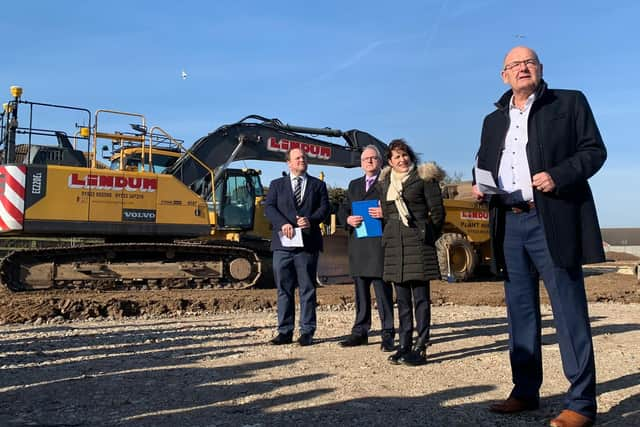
[509,201,535,214]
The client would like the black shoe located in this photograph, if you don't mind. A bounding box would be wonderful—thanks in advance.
[270,333,293,345]
[380,332,395,352]
[489,396,539,413]
[401,347,427,366]
[298,333,313,347]
[388,346,411,365]
[339,334,368,347]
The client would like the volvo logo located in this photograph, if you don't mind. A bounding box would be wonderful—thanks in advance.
[122,208,157,222]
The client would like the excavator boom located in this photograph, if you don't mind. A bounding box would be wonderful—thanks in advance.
[168,115,388,188]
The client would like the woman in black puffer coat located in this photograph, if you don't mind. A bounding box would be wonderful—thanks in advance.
[378,139,445,366]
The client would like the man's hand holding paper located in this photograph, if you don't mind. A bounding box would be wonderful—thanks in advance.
[278,226,304,247]
[475,167,509,195]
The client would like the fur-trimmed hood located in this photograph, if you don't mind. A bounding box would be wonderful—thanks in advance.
[378,162,446,183]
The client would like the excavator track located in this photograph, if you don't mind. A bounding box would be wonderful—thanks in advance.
[0,243,262,292]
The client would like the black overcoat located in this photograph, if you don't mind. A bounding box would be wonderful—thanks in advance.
[476,80,607,272]
[378,163,445,283]
[338,175,384,278]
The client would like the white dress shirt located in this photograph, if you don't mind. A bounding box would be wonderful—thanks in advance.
[498,93,535,203]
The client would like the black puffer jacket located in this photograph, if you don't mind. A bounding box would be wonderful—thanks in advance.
[378,163,445,283]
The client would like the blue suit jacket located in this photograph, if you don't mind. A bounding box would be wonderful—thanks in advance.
[265,174,329,252]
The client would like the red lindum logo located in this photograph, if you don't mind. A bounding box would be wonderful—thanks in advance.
[68,173,157,192]
[267,137,331,160]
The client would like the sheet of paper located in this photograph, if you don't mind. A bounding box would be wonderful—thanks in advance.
[475,167,509,195]
[278,227,304,247]
[355,221,368,238]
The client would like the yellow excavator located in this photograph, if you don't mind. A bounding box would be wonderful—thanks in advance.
[0,86,389,291]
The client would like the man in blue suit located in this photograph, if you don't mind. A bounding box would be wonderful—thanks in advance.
[265,147,330,346]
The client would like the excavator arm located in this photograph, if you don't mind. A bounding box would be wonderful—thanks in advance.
[167,115,388,189]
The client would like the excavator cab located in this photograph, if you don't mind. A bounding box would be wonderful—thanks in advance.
[183,168,260,232]
[213,169,256,230]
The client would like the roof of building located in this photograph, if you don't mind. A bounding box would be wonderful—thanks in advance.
[601,228,640,246]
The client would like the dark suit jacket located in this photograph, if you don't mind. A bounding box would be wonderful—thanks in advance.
[476,80,606,271]
[265,174,329,252]
[338,175,384,278]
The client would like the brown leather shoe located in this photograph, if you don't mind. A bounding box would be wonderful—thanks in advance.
[489,396,539,413]
[550,410,594,427]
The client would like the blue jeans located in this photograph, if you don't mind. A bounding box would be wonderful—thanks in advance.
[503,209,596,419]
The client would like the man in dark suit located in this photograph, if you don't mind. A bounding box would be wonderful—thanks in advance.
[473,46,606,427]
[265,147,330,347]
[338,145,395,351]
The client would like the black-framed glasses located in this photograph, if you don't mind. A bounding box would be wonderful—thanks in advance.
[503,58,538,71]
[361,156,379,162]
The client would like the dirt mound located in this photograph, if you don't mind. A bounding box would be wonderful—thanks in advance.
[606,251,639,261]
[1,270,637,325]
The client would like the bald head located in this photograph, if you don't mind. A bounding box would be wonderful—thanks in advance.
[501,45,543,99]
[503,46,540,67]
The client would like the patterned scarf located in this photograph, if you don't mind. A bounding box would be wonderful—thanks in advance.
[386,164,414,226]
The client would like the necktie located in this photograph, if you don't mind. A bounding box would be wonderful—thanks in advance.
[365,177,374,192]
[294,176,302,205]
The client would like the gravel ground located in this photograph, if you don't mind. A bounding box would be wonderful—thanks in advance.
[1,303,638,426]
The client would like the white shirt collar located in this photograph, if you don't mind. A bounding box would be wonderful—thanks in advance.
[509,92,536,111]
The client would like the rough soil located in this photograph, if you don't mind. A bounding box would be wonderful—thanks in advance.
[0,267,637,325]
[0,254,638,426]
[1,303,639,426]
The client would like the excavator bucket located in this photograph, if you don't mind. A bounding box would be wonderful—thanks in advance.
[317,229,352,285]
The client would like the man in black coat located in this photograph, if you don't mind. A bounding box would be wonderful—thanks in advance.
[265,147,330,347]
[473,46,606,427]
[338,145,395,351]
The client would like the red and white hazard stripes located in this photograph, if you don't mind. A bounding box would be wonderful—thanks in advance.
[0,166,26,232]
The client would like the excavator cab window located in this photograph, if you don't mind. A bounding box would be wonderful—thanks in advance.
[213,170,256,230]
[143,153,179,173]
[250,175,264,197]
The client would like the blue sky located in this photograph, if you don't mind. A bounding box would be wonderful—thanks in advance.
[3,1,638,227]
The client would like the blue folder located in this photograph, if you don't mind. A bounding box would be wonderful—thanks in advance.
[352,199,382,238]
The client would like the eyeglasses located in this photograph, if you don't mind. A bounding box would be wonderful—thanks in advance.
[361,156,379,162]
[503,58,539,71]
